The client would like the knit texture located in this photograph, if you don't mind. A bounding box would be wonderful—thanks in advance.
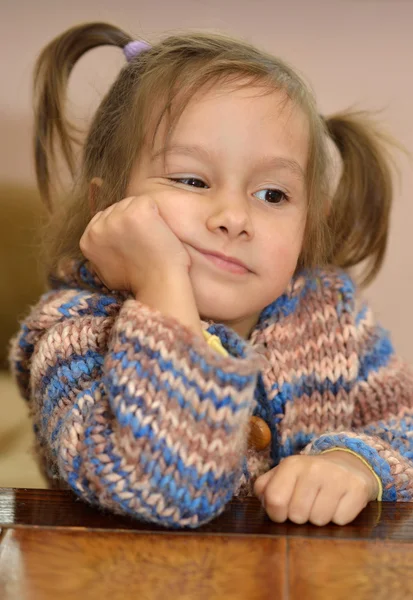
[9,260,413,527]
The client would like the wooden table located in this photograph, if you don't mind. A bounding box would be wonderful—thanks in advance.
[0,489,412,599]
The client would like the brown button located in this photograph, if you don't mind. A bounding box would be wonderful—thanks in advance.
[248,416,271,451]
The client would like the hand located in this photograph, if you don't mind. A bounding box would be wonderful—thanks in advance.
[254,451,379,526]
[79,195,190,296]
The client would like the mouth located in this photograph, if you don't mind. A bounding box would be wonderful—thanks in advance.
[191,246,251,275]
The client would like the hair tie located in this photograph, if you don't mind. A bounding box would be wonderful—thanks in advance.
[123,40,151,62]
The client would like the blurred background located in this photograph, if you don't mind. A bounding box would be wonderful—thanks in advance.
[1,0,412,488]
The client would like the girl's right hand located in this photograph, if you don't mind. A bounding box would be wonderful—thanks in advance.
[79,195,191,296]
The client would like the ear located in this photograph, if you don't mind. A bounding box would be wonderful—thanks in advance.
[88,177,103,216]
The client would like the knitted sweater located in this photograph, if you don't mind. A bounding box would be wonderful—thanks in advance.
[9,260,413,528]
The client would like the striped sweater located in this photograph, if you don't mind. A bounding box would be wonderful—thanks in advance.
[9,260,413,527]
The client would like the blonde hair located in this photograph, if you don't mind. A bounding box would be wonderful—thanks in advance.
[34,22,396,285]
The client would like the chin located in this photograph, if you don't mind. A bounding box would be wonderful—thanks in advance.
[197,300,241,323]
[193,291,239,322]
[192,286,256,325]
[189,271,280,326]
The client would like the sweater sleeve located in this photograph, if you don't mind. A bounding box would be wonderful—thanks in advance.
[302,298,413,501]
[9,289,261,527]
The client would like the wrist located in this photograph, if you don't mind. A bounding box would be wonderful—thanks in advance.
[320,449,381,501]
[135,268,203,337]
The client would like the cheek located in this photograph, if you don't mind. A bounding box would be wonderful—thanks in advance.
[259,218,305,270]
[156,193,198,238]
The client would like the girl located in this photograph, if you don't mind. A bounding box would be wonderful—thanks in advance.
[10,22,413,529]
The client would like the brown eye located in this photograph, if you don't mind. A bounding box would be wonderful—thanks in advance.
[254,189,289,204]
[170,177,208,189]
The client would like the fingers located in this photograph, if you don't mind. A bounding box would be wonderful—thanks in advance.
[287,476,321,525]
[86,196,160,238]
[254,456,371,527]
[308,486,345,526]
[116,196,138,212]
[253,469,273,498]
[256,460,299,523]
[117,195,158,215]
[333,487,369,526]
[89,198,136,225]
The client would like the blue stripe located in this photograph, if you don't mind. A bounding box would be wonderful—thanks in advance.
[41,350,104,405]
[40,350,104,441]
[108,365,251,428]
[357,331,393,381]
[360,417,413,460]
[117,333,252,390]
[81,434,237,527]
[257,269,356,329]
[269,373,353,407]
[257,293,300,329]
[18,324,34,354]
[57,382,239,526]
[279,431,315,458]
[58,293,117,318]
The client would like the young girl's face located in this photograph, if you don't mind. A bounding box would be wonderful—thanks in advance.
[127,81,309,338]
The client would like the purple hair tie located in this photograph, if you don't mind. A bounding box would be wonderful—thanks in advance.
[123,40,151,62]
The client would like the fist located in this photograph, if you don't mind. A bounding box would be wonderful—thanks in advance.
[79,195,190,295]
[254,451,379,526]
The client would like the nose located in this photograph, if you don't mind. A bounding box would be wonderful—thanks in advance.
[206,189,254,240]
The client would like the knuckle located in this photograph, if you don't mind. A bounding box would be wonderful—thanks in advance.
[330,470,345,487]
[352,477,370,498]
[279,455,302,471]
[283,455,301,466]
[125,197,151,222]
[117,196,135,207]
[87,225,102,241]
[264,494,287,514]
[307,460,324,478]
[253,480,263,497]
[79,231,93,251]
[130,194,151,210]
[264,493,286,511]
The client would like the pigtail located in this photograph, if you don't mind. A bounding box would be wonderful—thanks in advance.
[33,22,132,211]
[325,112,398,286]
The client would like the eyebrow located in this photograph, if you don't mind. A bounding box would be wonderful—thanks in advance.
[151,144,306,181]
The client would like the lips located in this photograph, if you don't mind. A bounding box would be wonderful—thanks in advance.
[191,246,251,275]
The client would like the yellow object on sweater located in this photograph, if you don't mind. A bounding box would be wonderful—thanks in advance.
[202,330,228,357]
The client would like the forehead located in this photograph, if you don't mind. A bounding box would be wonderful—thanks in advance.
[152,81,310,169]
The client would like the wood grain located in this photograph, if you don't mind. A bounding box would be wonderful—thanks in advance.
[0,528,287,600]
[289,538,413,600]
[2,489,413,599]
[1,488,413,542]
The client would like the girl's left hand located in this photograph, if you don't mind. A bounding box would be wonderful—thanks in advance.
[254,450,379,526]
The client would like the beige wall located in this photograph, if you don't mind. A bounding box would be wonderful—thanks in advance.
[1,0,413,361]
